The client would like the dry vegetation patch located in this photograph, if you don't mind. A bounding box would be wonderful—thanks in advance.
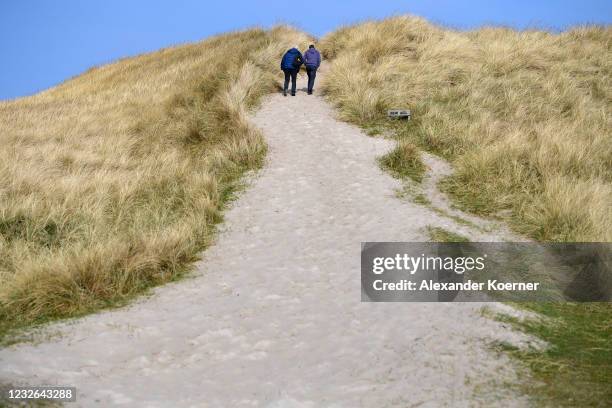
[0,27,309,336]
[321,16,611,242]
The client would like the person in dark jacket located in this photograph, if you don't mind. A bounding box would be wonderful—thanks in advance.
[280,46,303,96]
[303,44,321,95]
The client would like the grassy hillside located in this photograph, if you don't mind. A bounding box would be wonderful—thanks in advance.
[0,26,309,337]
[320,16,611,407]
[321,16,611,242]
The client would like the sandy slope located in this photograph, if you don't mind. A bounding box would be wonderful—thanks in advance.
[0,72,531,407]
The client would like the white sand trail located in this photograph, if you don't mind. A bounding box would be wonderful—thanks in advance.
[0,73,530,407]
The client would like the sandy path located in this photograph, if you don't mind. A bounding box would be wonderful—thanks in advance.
[0,73,529,407]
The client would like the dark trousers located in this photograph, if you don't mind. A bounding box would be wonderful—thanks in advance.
[306,66,317,92]
[283,68,298,94]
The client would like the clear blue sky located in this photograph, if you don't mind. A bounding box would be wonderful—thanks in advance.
[1,0,610,100]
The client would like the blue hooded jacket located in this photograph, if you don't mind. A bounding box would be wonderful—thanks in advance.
[281,48,303,70]
[303,48,321,68]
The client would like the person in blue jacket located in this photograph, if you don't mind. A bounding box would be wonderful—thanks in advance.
[280,46,303,96]
[303,44,321,95]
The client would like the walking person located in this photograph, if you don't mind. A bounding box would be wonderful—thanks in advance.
[280,46,303,96]
[303,44,321,95]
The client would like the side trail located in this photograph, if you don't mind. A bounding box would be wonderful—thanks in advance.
[0,70,531,407]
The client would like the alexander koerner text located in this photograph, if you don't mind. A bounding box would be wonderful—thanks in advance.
[372,280,540,291]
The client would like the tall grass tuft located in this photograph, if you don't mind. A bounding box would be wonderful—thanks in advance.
[379,140,425,182]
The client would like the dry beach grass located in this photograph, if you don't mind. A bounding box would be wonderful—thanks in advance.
[0,26,309,334]
[321,16,611,242]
